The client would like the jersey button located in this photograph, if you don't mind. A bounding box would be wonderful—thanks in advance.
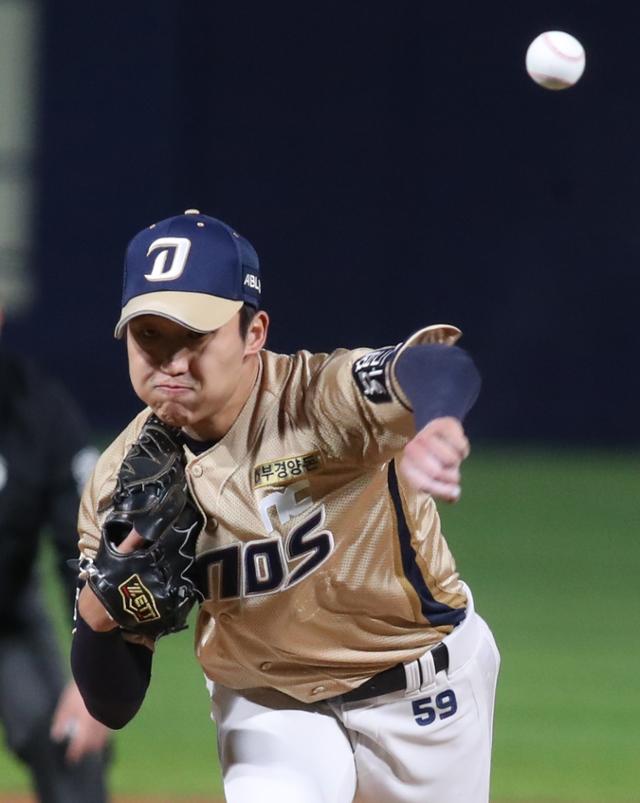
[311,685,326,695]
[191,465,203,477]
[260,662,272,671]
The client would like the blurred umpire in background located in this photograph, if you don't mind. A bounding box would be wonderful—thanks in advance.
[0,275,111,802]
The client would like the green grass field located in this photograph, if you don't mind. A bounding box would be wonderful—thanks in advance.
[1,447,638,801]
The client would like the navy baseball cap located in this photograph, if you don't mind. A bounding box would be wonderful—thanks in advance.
[114,209,261,338]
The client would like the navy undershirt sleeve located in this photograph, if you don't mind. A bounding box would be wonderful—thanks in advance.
[394,344,481,430]
[71,615,153,729]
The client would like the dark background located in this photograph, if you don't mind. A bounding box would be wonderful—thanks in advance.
[7,0,640,442]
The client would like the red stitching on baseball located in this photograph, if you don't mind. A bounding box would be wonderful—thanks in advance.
[542,32,584,61]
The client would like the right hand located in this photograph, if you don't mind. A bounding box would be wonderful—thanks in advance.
[78,529,146,632]
[398,416,470,503]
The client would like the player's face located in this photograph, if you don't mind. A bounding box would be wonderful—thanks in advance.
[126,311,268,440]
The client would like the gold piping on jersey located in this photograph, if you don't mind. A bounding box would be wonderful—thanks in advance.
[389,324,462,411]
[253,450,323,488]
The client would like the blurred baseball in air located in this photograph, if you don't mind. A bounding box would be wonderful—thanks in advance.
[525,31,585,89]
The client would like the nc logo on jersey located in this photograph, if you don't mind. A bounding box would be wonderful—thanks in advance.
[118,574,161,622]
[144,237,191,282]
[258,479,313,533]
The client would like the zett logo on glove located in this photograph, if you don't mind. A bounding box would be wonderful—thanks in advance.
[118,574,161,623]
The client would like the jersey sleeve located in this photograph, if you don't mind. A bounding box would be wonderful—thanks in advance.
[305,324,462,465]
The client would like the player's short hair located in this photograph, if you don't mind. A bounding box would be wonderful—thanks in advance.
[239,303,258,339]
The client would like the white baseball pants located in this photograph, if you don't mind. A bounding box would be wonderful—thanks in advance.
[209,588,500,803]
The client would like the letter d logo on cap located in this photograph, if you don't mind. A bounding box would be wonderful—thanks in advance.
[144,237,191,282]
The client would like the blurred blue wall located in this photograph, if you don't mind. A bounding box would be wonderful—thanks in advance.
[6,0,640,442]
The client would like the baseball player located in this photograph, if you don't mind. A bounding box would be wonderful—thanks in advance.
[71,210,500,803]
[0,303,111,803]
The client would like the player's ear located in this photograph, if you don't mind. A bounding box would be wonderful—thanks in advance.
[244,310,269,355]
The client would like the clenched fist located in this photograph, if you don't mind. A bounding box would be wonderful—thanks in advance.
[398,417,470,502]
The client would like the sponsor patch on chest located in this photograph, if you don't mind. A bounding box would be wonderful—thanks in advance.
[253,451,323,488]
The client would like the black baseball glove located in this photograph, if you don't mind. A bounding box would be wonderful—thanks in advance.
[81,414,205,639]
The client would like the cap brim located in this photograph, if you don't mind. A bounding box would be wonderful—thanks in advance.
[114,291,243,339]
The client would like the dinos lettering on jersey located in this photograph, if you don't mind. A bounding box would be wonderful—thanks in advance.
[196,480,335,601]
[352,344,399,403]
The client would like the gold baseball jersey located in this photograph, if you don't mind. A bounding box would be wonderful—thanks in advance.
[78,325,469,703]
